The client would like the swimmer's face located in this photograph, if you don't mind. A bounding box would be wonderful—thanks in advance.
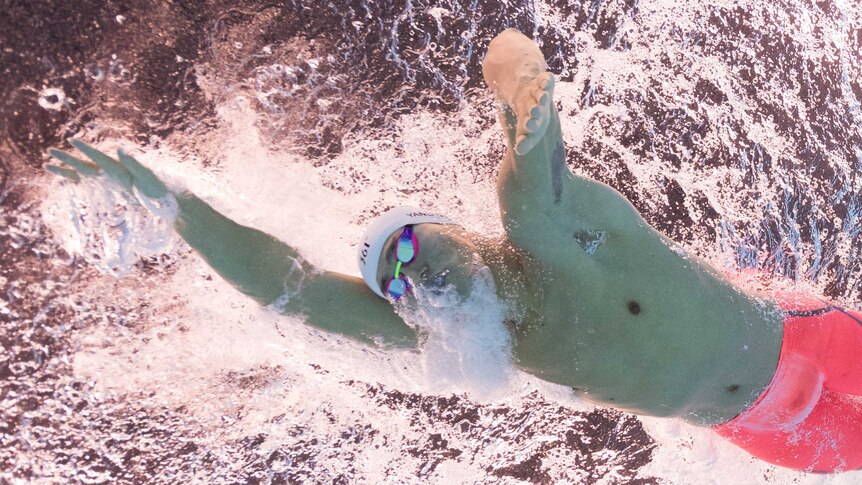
[375,224,480,303]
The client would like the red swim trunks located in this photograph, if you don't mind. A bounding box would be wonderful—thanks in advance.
[712,296,862,472]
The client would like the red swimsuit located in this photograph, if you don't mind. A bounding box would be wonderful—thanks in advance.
[712,294,862,472]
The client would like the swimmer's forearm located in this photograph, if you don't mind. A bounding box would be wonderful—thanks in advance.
[173,191,303,305]
[286,272,419,348]
[502,105,643,231]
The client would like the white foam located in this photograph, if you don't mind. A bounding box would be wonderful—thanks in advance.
[43,171,179,276]
[396,265,514,400]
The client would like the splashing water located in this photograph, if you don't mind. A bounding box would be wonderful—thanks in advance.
[398,265,513,400]
[43,172,178,276]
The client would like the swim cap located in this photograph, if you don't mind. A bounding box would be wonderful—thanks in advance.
[358,206,458,298]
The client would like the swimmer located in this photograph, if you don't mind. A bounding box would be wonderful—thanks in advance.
[47,29,862,473]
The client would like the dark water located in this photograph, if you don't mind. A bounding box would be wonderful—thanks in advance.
[2,0,861,482]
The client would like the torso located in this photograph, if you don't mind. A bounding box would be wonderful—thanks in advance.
[503,202,784,426]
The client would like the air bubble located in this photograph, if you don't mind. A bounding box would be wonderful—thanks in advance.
[38,87,66,111]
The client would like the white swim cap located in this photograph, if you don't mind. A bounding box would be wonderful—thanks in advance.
[358,206,458,298]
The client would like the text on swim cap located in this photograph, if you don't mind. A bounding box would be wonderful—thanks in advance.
[359,242,370,266]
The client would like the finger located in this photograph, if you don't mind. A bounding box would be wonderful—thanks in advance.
[514,134,530,155]
[531,84,548,106]
[530,104,542,118]
[515,130,543,155]
[534,89,549,106]
[70,140,132,189]
[49,148,100,176]
[117,148,169,199]
[46,164,81,183]
[533,75,554,106]
[520,108,538,134]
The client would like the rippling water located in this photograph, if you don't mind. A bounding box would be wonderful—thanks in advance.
[2,0,862,482]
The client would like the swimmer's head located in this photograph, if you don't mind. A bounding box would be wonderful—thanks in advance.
[358,206,478,302]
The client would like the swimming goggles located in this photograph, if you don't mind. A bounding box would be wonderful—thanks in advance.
[385,226,418,300]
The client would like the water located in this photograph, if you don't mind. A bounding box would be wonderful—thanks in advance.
[3,0,862,482]
[399,265,514,399]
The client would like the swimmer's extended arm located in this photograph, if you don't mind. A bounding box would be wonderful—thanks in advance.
[47,142,418,348]
[497,103,641,228]
[174,193,417,348]
[484,29,644,253]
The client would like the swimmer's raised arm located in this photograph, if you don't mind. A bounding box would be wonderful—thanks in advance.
[483,30,645,253]
[47,142,417,348]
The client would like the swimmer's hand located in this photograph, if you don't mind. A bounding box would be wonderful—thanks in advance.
[46,140,170,200]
